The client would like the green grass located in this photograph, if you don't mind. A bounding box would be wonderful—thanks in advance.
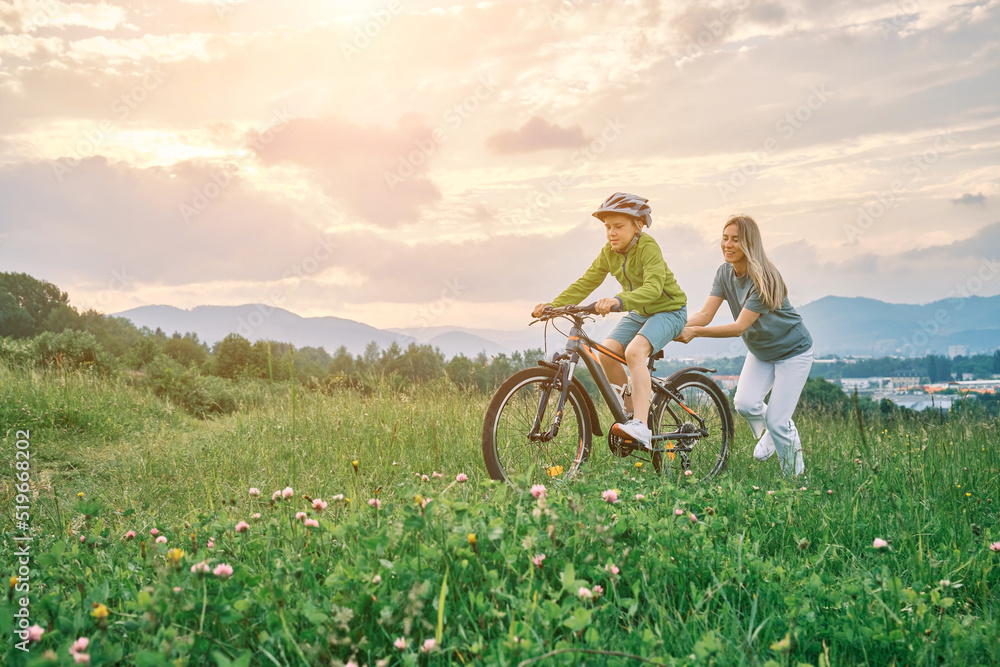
[1,362,999,666]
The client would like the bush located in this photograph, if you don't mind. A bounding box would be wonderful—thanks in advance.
[33,329,111,372]
[0,336,34,366]
[145,355,237,418]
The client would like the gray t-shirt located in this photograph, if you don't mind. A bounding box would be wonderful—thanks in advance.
[710,263,812,362]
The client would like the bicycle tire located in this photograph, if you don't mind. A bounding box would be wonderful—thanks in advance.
[651,372,733,480]
[482,367,593,484]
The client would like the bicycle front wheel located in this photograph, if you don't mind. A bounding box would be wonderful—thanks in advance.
[481,368,593,484]
[652,372,732,480]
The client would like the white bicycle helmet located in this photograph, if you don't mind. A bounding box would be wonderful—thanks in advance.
[592,192,652,228]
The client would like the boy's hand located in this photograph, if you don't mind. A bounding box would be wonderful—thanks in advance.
[595,298,619,316]
[532,303,549,318]
[675,327,697,343]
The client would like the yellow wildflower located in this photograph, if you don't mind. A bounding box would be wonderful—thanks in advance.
[91,603,110,621]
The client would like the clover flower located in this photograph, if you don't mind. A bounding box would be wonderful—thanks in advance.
[213,563,234,579]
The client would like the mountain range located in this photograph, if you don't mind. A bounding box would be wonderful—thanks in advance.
[114,294,1000,360]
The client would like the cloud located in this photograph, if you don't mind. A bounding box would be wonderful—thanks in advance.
[0,157,332,290]
[251,115,441,228]
[485,116,587,154]
[768,222,1000,307]
[7,1,128,33]
[952,192,986,207]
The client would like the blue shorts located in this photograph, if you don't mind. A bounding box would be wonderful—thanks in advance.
[607,306,687,354]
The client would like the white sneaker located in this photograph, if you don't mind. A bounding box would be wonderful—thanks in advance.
[613,419,652,450]
[753,433,775,461]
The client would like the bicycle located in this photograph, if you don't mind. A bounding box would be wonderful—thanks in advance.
[481,303,734,484]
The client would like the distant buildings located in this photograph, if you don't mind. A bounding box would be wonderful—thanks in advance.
[840,373,922,393]
[714,375,739,390]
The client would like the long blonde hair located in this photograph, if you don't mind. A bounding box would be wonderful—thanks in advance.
[724,215,787,311]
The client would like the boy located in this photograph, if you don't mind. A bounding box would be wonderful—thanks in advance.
[532,193,687,448]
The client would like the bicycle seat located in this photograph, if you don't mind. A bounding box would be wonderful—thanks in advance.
[650,350,664,361]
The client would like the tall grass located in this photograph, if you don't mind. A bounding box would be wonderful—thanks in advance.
[1,361,998,666]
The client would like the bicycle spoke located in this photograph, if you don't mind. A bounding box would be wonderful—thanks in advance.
[653,375,729,480]
[484,371,589,484]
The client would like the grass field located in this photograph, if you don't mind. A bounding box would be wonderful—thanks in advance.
[1,361,999,666]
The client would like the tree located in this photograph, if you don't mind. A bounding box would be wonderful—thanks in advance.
[0,292,35,338]
[163,332,209,368]
[446,354,476,389]
[0,272,71,335]
[797,376,850,416]
[214,333,253,379]
[397,343,444,382]
[328,346,356,376]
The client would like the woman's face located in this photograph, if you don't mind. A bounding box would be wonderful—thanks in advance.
[721,223,746,265]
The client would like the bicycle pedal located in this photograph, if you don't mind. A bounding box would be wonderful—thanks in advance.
[611,425,638,445]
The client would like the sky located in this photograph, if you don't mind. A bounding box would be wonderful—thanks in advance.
[1,0,999,332]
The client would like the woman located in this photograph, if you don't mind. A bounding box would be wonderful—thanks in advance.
[676,215,813,477]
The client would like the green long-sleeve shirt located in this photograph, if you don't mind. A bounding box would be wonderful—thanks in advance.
[550,233,686,315]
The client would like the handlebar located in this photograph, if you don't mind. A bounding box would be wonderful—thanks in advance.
[534,301,622,323]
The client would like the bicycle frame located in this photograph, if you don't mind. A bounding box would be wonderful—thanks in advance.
[531,316,708,447]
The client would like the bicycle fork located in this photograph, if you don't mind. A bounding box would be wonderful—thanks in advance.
[529,354,579,442]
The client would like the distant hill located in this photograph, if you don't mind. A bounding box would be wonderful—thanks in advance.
[115,305,415,356]
[797,294,1000,356]
[114,294,1000,360]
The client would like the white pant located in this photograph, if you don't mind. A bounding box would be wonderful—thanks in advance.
[733,348,813,476]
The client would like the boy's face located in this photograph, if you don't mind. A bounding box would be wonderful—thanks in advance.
[603,213,641,251]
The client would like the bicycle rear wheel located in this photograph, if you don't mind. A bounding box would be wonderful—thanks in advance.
[652,372,732,480]
[481,368,593,484]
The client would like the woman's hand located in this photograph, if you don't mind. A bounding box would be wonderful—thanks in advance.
[675,327,698,343]
[532,303,549,318]
[595,298,619,316]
